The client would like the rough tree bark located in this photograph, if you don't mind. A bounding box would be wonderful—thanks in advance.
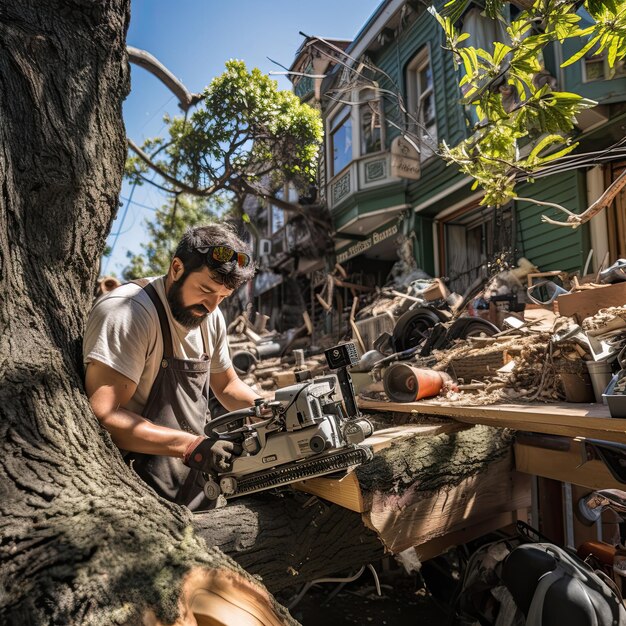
[0,3,297,624]
[194,494,385,593]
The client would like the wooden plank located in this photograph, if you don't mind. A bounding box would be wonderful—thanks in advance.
[359,399,626,445]
[557,282,626,323]
[366,422,467,452]
[514,440,626,490]
[363,452,531,553]
[294,422,467,512]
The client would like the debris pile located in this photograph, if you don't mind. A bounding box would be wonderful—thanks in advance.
[230,255,626,413]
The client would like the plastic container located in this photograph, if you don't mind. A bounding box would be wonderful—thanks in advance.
[559,371,595,403]
[586,360,613,404]
[383,363,445,402]
[602,370,626,418]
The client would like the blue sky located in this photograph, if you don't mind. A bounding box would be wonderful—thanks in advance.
[103,0,382,276]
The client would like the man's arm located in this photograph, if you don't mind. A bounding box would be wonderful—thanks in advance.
[85,360,197,457]
[210,366,261,412]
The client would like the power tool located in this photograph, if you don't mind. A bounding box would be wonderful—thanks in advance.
[202,342,374,501]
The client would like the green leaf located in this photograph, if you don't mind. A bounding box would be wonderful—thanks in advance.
[562,34,602,67]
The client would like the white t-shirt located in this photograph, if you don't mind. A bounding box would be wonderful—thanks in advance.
[83,276,231,415]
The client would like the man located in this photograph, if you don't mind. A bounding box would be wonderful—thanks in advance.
[84,223,259,510]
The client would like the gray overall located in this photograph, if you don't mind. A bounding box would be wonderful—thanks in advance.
[125,282,213,511]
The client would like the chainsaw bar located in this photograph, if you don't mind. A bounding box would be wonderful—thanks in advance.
[225,445,373,499]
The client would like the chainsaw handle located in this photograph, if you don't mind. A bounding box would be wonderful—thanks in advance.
[204,407,257,437]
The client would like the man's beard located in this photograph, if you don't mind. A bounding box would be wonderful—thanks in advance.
[166,277,208,330]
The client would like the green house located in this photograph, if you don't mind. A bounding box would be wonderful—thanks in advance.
[289,0,626,298]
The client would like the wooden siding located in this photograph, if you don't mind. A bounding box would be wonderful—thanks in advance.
[515,171,590,273]
[372,4,467,205]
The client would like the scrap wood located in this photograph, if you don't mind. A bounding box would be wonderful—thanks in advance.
[582,305,626,332]
[349,296,366,354]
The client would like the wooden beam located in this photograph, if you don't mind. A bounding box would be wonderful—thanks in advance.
[514,440,626,490]
[359,399,626,445]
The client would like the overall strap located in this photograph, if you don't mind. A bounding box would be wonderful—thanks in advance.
[141,281,174,359]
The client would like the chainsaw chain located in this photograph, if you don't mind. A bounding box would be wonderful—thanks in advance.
[228,445,373,499]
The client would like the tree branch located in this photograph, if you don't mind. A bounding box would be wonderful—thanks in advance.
[127,47,203,111]
[517,168,626,228]
[127,138,221,196]
[238,178,330,230]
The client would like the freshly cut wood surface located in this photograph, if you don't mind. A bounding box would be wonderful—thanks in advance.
[365,422,467,452]
[358,399,626,444]
[295,471,364,512]
[148,567,287,626]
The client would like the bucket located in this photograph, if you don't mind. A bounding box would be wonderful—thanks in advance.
[383,363,445,402]
[586,360,613,404]
[559,371,595,403]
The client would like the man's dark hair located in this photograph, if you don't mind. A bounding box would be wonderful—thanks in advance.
[174,223,256,290]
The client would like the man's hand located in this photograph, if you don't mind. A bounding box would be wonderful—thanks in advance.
[183,435,242,473]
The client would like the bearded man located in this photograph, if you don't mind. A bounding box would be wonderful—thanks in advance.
[84,224,259,510]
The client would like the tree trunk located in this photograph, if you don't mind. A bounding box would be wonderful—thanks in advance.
[0,3,294,624]
[194,494,385,593]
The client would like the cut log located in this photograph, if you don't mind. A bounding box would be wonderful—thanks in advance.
[294,421,468,511]
[364,450,531,552]
[354,424,528,552]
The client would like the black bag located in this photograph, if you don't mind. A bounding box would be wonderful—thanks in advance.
[451,524,626,626]
[501,542,626,626]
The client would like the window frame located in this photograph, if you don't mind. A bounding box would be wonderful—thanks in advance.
[358,88,383,156]
[328,105,353,178]
[405,45,437,162]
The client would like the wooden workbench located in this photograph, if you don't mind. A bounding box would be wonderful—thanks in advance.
[358,398,626,445]
[358,397,626,550]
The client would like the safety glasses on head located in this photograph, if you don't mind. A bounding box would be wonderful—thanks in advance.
[196,245,251,268]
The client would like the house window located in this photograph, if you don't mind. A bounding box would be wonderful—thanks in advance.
[583,55,626,82]
[359,89,382,155]
[441,204,514,294]
[329,105,352,176]
[406,48,437,160]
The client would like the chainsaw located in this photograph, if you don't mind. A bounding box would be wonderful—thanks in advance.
[202,342,374,501]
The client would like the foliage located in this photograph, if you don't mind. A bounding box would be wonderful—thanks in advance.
[430,0,626,207]
[126,60,323,205]
[122,193,230,280]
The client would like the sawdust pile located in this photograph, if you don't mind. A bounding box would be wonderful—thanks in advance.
[369,330,566,406]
